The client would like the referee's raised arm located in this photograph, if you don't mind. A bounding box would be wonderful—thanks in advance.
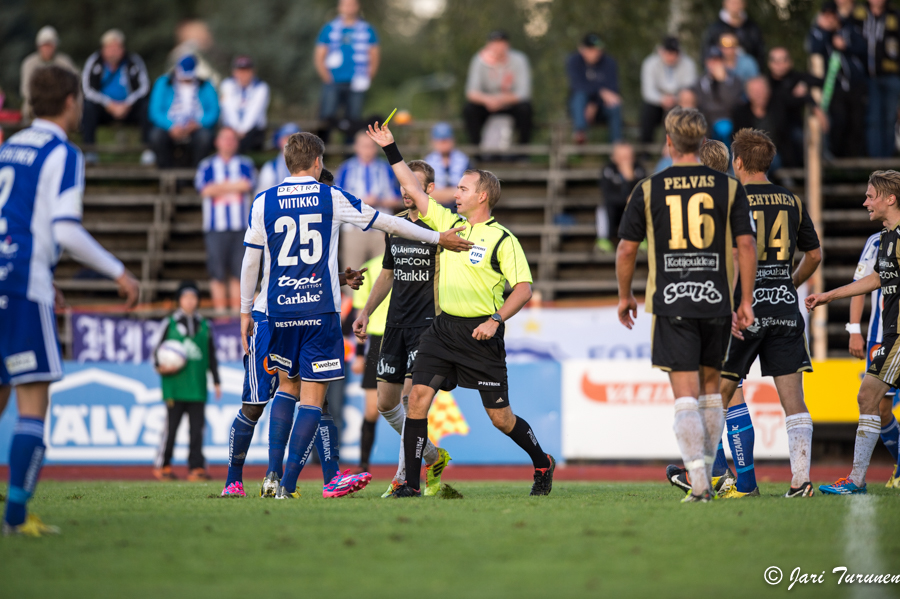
[367,122,431,217]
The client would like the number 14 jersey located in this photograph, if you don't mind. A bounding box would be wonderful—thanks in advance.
[618,163,755,318]
[244,175,382,317]
[735,182,819,317]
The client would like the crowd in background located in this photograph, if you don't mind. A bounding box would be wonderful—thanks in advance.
[10,0,900,264]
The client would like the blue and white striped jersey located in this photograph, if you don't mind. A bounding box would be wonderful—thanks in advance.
[244,175,382,317]
[855,232,884,347]
[0,119,84,305]
[195,154,257,232]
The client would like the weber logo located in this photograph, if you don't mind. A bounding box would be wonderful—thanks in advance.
[663,253,719,272]
[312,359,341,372]
[5,351,37,375]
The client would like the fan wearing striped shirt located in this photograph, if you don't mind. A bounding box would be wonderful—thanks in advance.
[194,127,257,313]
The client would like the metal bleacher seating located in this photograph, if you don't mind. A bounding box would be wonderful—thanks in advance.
[56,122,900,358]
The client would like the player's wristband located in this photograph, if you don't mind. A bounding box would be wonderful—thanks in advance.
[845,323,862,335]
[383,142,403,165]
[356,342,366,357]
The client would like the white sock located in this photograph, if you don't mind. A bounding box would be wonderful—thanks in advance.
[850,415,882,486]
[674,397,709,494]
[785,412,813,487]
[379,403,405,435]
[698,394,725,482]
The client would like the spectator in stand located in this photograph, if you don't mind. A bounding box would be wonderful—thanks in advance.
[335,130,400,268]
[195,127,256,314]
[148,55,219,168]
[256,122,300,195]
[702,0,766,66]
[219,55,269,154]
[695,46,744,143]
[767,47,826,167]
[81,29,151,166]
[423,122,471,209]
[596,143,646,252]
[566,33,623,144]
[807,1,868,157]
[677,87,699,109]
[20,26,77,121]
[719,32,760,83]
[732,78,783,173]
[639,36,698,143]
[314,0,380,142]
[861,0,900,157]
[463,30,533,145]
[153,280,221,482]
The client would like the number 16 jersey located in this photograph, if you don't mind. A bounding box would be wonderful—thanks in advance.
[244,175,383,318]
[618,163,755,318]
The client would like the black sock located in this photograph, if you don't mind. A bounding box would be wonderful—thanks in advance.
[403,417,428,490]
[506,416,550,468]
[359,419,377,468]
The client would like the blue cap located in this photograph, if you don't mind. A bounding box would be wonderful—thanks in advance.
[274,122,301,147]
[175,55,197,78]
[431,122,454,140]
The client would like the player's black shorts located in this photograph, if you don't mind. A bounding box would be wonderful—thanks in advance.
[376,325,429,384]
[722,314,813,381]
[651,315,731,372]
[361,334,382,390]
[867,332,900,387]
[412,313,508,393]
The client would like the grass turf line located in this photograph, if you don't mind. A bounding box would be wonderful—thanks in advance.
[1,480,898,598]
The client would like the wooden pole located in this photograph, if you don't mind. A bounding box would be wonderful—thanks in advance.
[806,114,827,360]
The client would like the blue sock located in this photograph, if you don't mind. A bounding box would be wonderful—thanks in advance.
[225,410,257,486]
[712,441,729,477]
[4,417,46,527]
[881,416,900,463]
[314,414,341,484]
[726,404,756,492]
[268,392,297,478]
[281,405,322,493]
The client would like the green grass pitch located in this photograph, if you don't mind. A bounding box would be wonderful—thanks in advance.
[1,480,899,598]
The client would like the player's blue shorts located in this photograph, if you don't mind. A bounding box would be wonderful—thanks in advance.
[267,312,344,382]
[0,296,63,386]
[242,311,278,404]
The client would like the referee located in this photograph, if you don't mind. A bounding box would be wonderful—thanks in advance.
[366,122,555,497]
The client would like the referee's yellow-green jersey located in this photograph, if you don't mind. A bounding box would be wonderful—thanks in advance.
[352,254,390,336]
[420,198,532,318]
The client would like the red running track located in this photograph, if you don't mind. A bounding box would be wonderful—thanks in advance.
[0,463,893,484]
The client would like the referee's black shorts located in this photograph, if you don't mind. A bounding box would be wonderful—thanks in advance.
[412,313,508,393]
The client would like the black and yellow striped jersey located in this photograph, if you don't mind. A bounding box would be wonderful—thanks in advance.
[382,210,440,328]
[735,182,820,317]
[618,163,755,318]
[876,224,900,336]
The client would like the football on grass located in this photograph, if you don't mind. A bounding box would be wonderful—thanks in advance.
[156,339,187,372]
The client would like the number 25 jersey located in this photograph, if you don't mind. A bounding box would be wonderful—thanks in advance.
[244,175,383,318]
[618,163,755,318]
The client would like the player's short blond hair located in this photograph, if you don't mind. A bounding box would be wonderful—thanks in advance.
[407,160,435,187]
[464,169,502,209]
[731,128,776,174]
[699,139,729,173]
[869,170,900,202]
[665,107,707,155]
[284,132,325,174]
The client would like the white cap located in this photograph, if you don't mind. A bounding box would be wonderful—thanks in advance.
[36,26,59,47]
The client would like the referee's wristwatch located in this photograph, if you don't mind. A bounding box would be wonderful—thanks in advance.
[490,313,503,324]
